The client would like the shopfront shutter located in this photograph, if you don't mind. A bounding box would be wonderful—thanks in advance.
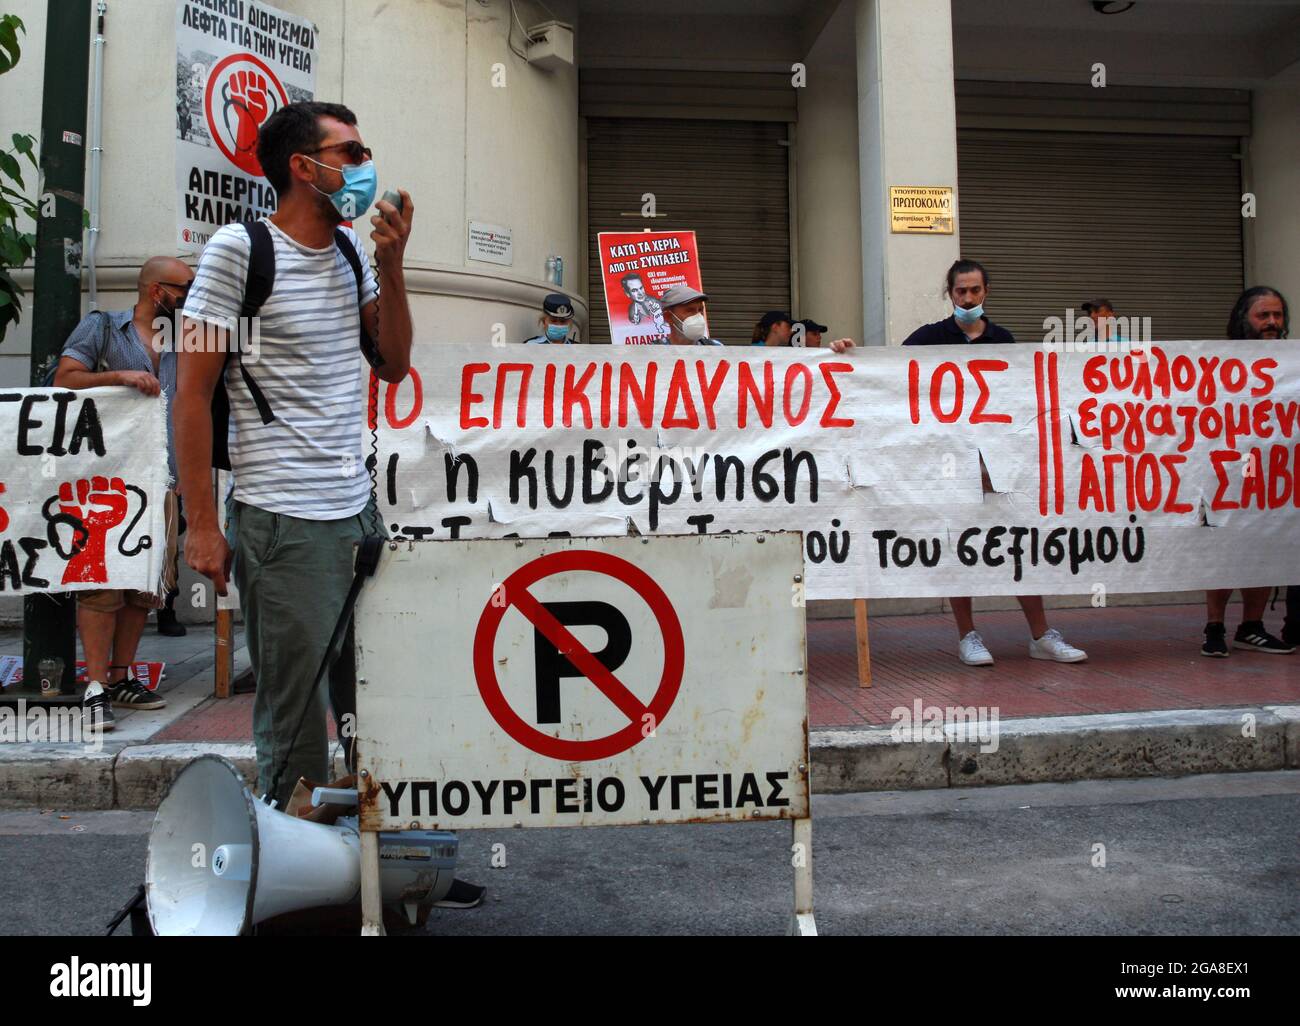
[586,116,791,346]
[954,80,1248,343]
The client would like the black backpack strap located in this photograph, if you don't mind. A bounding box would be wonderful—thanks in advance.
[333,228,385,370]
[235,220,275,425]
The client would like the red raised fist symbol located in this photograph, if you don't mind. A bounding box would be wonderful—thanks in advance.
[58,476,128,585]
[225,69,272,160]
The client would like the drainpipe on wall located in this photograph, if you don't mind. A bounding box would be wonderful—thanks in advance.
[86,1,106,310]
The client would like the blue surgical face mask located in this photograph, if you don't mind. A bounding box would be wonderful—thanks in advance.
[953,303,984,325]
[545,323,570,342]
[305,155,377,219]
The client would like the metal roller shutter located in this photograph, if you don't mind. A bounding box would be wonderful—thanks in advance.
[956,130,1245,343]
[586,117,791,346]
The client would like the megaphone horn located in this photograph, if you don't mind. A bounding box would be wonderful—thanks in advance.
[145,755,361,936]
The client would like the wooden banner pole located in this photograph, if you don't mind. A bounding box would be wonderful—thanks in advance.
[854,598,872,688]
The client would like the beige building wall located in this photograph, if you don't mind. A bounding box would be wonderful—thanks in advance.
[0,0,584,390]
[1246,59,1300,314]
[794,0,863,347]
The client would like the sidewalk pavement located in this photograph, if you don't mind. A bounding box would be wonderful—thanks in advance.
[2,603,1298,809]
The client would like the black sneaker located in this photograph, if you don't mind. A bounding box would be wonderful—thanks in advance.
[1233,621,1295,655]
[432,879,485,909]
[1201,622,1229,658]
[110,676,167,710]
[156,608,187,637]
[82,682,116,732]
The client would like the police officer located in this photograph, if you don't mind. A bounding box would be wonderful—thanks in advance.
[524,292,576,344]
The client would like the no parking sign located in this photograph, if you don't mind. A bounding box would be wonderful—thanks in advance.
[353,534,810,831]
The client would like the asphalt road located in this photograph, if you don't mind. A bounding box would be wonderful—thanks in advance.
[1,771,1296,936]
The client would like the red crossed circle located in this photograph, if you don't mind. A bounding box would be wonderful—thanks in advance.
[473,550,684,761]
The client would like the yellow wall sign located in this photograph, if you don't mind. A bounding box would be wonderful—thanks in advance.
[889,186,955,234]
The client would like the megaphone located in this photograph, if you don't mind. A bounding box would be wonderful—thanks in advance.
[145,755,457,935]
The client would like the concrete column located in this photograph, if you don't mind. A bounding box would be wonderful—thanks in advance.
[1247,60,1300,311]
[795,0,862,347]
[855,0,961,345]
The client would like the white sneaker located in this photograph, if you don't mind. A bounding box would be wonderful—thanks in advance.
[958,631,994,666]
[1029,627,1087,663]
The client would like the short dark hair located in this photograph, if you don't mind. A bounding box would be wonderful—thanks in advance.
[1081,298,1115,315]
[1226,286,1289,340]
[257,101,358,196]
[943,259,989,297]
[620,272,644,292]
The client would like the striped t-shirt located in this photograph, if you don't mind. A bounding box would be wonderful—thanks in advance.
[184,217,379,519]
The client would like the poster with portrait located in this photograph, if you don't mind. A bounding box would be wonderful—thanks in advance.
[597,231,706,345]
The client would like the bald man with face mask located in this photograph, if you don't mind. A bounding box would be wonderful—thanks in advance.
[54,256,195,730]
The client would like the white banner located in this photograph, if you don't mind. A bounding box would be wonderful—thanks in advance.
[367,341,1300,600]
[1,389,169,594]
[175,0,318,252]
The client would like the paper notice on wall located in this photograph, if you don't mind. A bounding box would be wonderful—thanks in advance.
[468,222,514,265]
[597,231,705,345]
[175,0,318,252]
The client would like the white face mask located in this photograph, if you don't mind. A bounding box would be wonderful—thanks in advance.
[673,312,708,341]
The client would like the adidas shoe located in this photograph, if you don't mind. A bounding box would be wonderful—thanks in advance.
[83,682,116,732]
[110,676,167,710]
[1233,621,1295,655]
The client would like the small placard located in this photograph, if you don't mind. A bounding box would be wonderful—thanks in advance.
[889,186,954,234]
[468,221,513,265]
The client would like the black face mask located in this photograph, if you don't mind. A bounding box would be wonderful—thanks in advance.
[153,295,184,354]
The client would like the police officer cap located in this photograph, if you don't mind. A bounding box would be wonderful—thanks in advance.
[543,293,575,320]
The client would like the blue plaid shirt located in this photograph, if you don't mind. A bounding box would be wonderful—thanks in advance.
[61,308,176,481]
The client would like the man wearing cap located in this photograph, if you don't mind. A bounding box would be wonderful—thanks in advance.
[658,285,725,346]
[524,292,576,344]
[792,317,855,350]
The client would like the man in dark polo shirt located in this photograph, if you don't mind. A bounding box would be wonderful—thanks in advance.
[903,258,1087,668]
[901,260,1015,346]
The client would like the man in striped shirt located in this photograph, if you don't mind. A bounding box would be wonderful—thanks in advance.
[175,102,412,810]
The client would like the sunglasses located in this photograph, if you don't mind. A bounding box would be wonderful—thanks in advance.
[159,281,192,293]
[304,141,373,165]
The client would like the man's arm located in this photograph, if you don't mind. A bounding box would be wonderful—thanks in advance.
[54,356,161,394]
[174,322,231,595]
[361,190,414,383]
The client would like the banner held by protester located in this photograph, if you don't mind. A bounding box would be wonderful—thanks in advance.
[368,341,1300,600]
[1,389,169,595]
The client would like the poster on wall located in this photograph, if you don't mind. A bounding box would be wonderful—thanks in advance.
[597,231,706,345]
[174,0,319,252]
